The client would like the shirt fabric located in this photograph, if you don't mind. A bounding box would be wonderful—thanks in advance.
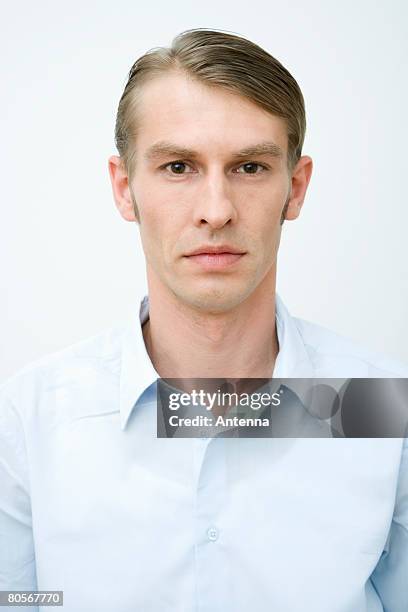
[0,291,407,612]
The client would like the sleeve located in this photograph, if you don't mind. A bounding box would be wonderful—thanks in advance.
[369,437,408,610]
[0,389,38,611]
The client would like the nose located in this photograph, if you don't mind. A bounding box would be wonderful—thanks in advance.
[192,169,237,230]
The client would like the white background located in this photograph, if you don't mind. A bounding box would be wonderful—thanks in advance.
[1,0,407,381]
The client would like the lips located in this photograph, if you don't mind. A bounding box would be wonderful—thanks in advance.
[185,245,245,256]
[184,250,246,270]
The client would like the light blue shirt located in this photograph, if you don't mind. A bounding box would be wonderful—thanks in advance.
[0,292,407,612]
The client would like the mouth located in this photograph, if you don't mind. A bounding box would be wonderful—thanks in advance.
[183,252,246,270]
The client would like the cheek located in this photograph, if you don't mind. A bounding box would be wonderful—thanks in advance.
[134,179,183,225]
[241,195,284,263]
[138,201,183,266]
[133,182,164,232]
[241,189,285,234]
[239,179,288,213]
[135,197,163,258]
[135,182,189,238]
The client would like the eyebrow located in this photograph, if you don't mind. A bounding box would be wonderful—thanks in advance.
[144,140,284,161]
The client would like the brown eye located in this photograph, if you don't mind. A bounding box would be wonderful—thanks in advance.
[237,163,264,174]
[170,162,187,174]
[163,161,194,174]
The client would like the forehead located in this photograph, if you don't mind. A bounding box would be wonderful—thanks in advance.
[133,72,288,158]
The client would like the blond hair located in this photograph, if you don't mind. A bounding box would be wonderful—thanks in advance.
[115,28,306,180]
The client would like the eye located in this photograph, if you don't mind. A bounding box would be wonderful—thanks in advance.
[235,162,268,175]
[160,160,269,176]
[162,161,194,175]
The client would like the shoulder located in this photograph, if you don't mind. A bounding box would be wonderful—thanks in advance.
[293,316,408,378]
[0,324,124,422]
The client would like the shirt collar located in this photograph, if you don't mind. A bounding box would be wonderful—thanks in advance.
[273,293,315,378]
[119,290,315,430]
[119,290,159,431]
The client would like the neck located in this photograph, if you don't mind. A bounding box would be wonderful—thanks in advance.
[142,270,279,380]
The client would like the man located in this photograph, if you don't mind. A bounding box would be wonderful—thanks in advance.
[0,28,407,612]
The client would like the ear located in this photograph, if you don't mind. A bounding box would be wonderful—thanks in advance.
[283,155,313,221]
[108,155,138,223]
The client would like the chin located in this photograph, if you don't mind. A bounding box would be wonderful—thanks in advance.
[175,284,252,314]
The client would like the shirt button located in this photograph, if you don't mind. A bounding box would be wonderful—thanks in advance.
[207,526,219,542]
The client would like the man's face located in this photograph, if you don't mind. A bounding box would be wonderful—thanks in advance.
[122,72,304,313]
